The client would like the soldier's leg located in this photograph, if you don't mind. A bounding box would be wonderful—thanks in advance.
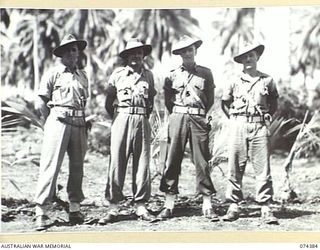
[67,118,87,206]
[158,113,188,218]
[249,123,273,204]
[160,113,189,195]
[105,113,132,203]
[223,120,248,221]
[225,121,248,203]
[66,118,87,224]
[132,116,151,203]
[250,123,277,224]
[189,115,219,221]
[189,115,215,196]
[131,116,158,221]
[35,114,70,206]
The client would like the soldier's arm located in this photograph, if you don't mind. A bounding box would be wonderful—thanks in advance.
[221,100,231,119]
[105,85,117,119]
[35,69,56,121]
[205,69,215,112]
[268,98,278,116]
[35,95,50,121]
[164,77,174,114]
[221,79,234,119]
[147,71,157,115]
[105,71,118,119]
[267,78,279,116]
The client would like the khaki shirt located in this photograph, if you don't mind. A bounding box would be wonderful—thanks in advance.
[164,64,215,112]
[38,65,89,109]
[105,66,157,109]
[222,71,279,115]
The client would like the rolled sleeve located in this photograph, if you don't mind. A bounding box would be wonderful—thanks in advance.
[145,70,157,98]
[105,72,118,116]
[163,76,174,113]
[38,70,55,99]
[205,69,215,108]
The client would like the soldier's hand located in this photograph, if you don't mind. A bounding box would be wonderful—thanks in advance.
[206,116,212,132]
[34,96,49,119]
[85,121,92,132]
[264,113,272,122]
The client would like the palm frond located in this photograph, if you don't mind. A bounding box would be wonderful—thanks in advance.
[2,100,43,129]
[8,179,22,193]
[282,123,302,138]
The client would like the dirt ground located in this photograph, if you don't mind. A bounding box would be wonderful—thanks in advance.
[1,126,320,233]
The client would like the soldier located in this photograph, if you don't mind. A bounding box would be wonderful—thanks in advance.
[158,35,218,221]
[99,38,157,224]
[221,42,279,224]
[34,34,89,231]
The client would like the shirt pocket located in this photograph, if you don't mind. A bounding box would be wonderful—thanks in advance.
[254,81,269,104]
[117,86,132,102]
[192,76,205,91]
[172,78,185,91]
[52,81,69,102]
[133,80,149,98]
[259,80,269,96]
[232,92,247,109]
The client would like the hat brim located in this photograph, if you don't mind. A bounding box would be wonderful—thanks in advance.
[53,40,87,57]
[234,45,265,63]
[119,45,152,58]
[172,40,202,55]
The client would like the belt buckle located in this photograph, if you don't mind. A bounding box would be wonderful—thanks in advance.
[129,107,134,114]
[186,106,190,114]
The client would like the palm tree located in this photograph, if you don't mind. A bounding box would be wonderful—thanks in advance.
[212,8,256,56]
[290,8,320,78]
[1,9,60,92]
[128,9,200,61]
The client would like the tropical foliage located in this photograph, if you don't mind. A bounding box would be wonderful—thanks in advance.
[290,7,320,78]
[212,8,257,56]
[1,7,320,167]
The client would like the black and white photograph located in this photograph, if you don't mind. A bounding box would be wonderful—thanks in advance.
[1,5,320,237]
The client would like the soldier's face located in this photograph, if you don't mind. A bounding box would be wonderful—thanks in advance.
[61,44,79,68]
[241,50,259,69]
[179,45,196,64]
[127,48,144,68]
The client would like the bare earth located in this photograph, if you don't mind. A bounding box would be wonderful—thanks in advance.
[1,126,320,233]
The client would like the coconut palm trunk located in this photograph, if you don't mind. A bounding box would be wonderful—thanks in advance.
[32,12,39,92]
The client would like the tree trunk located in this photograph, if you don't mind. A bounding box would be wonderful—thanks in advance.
[33,12,39,92]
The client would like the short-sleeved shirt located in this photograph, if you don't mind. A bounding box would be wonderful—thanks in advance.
[105,65,157,108]
[38,65,89,109]
[222,71,279,115]
[164,64,215,111]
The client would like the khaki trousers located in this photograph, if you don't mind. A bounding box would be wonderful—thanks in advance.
[105,113,151,203]
[226,120,273,204]
[160,113,216,196]
[35,112,87,205]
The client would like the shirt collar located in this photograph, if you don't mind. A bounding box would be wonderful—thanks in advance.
[240,70,264,83]
[180,63,198,73]
[63,65,78,74]
[125,65,146,76]
[56,64,79,75]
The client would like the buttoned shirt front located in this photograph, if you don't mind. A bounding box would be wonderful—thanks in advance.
[222,71,278,115]
[38,64,89,109]
[106,66,157,108]
[164,64,215,112]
